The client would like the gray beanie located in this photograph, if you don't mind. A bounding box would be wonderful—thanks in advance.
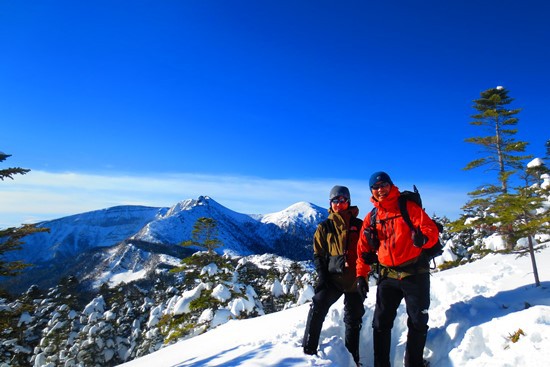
[329,185,350,200]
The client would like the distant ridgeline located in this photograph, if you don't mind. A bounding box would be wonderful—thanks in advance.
[1,196,326,294]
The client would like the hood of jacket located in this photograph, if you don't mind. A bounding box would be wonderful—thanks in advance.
[328,205,360,225]
[370,185,401,214]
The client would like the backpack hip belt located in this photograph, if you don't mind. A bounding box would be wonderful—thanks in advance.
[380,264,429,280]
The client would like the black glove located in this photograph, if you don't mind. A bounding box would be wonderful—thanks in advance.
[423,241,443,258]
[412,228,428,248]
[361,251,378,265]
[356,277,369,300]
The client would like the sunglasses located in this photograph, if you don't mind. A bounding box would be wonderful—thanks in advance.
[330,197,349,204]
[371,182,390,190]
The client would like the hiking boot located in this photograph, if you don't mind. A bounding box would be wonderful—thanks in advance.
[345,324,361,365]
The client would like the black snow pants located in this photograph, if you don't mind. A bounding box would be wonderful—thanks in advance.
[372,272,430,367]
[303,283,365,363]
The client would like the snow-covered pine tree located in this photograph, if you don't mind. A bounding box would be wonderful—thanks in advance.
[457,86,532,250]
[0,152,49,277]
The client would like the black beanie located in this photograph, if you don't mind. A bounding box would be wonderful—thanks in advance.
[369,171,393,188]
[329,185,350,200]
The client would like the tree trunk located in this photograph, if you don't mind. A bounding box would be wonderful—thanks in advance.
[527,235,540,287]
[494,116,507,194]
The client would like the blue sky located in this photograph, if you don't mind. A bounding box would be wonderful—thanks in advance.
[1,1,549,227]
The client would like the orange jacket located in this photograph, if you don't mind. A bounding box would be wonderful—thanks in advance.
[356,185,440,278]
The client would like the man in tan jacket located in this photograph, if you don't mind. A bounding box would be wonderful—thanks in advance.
[303,185,367,366]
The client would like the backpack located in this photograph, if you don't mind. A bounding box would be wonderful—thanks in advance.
[369,185,444,262]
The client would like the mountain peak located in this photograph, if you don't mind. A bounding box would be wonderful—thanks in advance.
[4,196,327,292]
[260,201,326,229]
[163,195,213,217]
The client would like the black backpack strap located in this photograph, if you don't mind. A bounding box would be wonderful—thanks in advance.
[365,208,381,283]
[369,207,377,227]
[363,207,381,252]
[398,184,422,232]
[397,195,415,232]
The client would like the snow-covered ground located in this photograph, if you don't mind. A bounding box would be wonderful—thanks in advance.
[118,243,550,367]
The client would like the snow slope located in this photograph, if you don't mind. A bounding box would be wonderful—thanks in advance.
[119,244,550,367]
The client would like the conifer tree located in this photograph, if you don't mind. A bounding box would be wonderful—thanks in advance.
[181,217,222,255]
[522,155,549,286]
[0,152,49,277]
[493,155,549,287]
[464,86,531,194]
[459,87,532,249]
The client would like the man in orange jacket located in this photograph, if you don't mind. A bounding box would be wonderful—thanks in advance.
[356,171,439,367]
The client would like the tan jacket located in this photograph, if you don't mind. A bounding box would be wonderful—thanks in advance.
[313,206,363,292]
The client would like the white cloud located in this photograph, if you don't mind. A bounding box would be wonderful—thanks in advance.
[0,170,467,227]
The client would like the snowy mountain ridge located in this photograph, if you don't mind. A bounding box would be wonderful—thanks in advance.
[260,201,325,228]
[2,196,327,293]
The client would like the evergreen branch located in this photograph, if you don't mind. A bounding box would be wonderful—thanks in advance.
[0,167,31,180]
